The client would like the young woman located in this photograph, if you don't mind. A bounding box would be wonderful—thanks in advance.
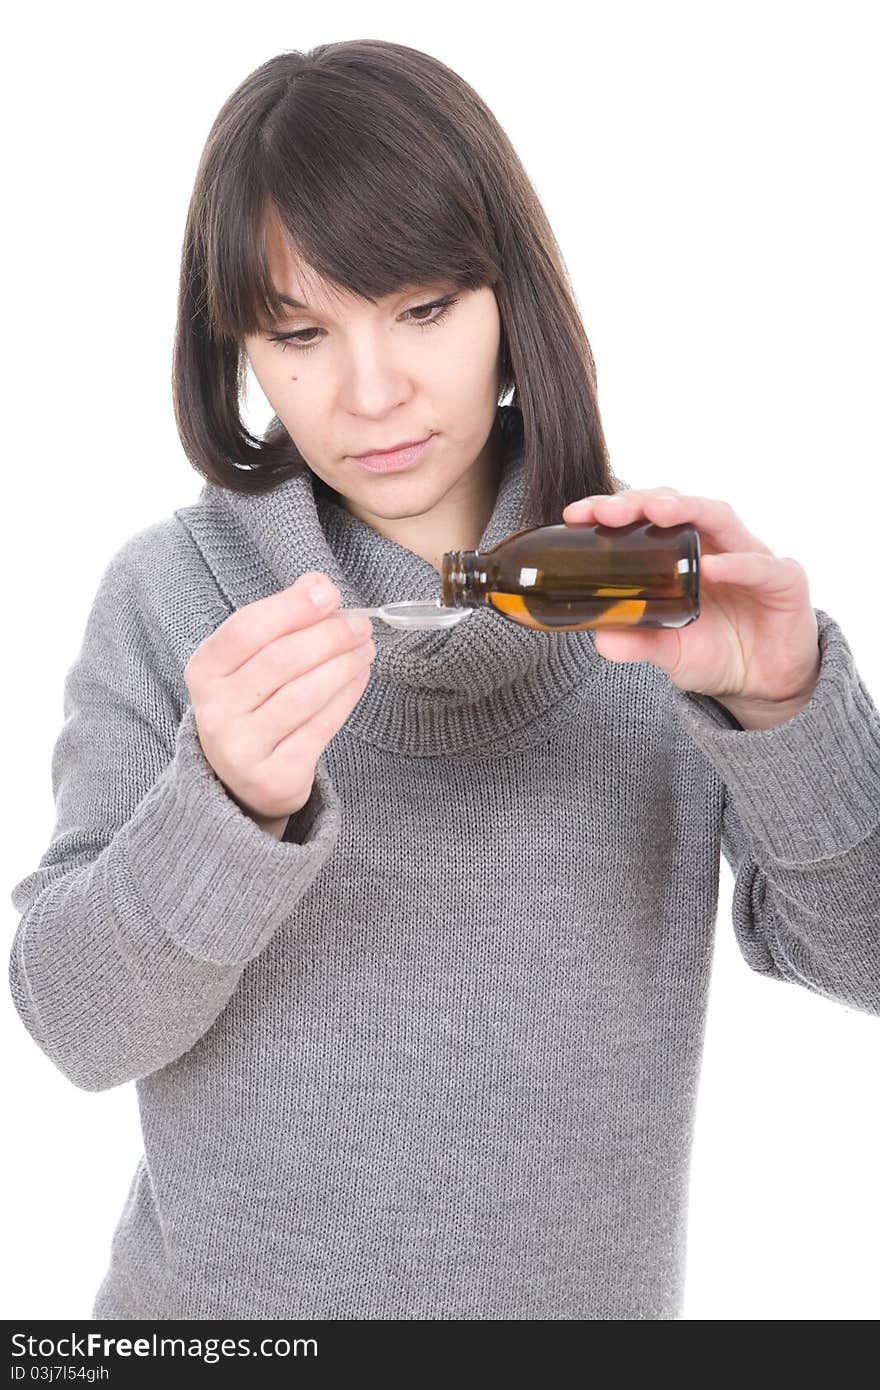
[10,40,879,1321]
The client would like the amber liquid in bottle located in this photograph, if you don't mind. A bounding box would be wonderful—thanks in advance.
[440,521,700,631]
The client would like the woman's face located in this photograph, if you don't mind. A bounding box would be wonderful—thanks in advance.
[243,209,503,529]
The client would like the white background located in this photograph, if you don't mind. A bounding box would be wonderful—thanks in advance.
[3,0,878,1321]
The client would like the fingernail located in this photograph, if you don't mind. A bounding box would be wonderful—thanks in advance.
[309,581,338,608]
[342,613,371,637]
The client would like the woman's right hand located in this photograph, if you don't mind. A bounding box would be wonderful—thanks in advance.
[183,572,375,833]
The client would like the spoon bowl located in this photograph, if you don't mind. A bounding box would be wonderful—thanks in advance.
[341,600,475,631]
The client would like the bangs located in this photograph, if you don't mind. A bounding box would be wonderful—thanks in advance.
[202,64,500,342]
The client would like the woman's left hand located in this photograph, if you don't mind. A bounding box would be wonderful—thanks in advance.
[561,487,821,712]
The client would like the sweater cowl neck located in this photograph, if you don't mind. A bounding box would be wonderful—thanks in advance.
[188,405,600,756]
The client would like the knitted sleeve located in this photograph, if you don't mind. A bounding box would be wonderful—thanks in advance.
[671,607,880,1017]
[8,531,342,1091]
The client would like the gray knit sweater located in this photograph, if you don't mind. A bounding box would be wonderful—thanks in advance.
[9,410,880,1319]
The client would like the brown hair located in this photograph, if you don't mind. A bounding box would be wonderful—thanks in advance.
[172,39,623,527]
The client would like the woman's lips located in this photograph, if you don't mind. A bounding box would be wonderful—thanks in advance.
[351,435,434,473]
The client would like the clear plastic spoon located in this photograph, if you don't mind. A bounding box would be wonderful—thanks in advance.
[340,599,475,630]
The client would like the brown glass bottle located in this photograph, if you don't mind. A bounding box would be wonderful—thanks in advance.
[440,521,700,631]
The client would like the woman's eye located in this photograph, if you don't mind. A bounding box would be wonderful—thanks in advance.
[265,295,460,355]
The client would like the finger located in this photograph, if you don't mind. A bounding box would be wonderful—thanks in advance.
[700,550,804,593]
[189,572,341,684]
[232,611,371,714]
[641,494,773,556]
[266,660,373,767]
[562,485,678,519]
[242,640,375,761]
[565,490,772,557]
[591,624,682,671]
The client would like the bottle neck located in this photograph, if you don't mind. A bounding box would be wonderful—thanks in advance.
[440,550,487,608]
